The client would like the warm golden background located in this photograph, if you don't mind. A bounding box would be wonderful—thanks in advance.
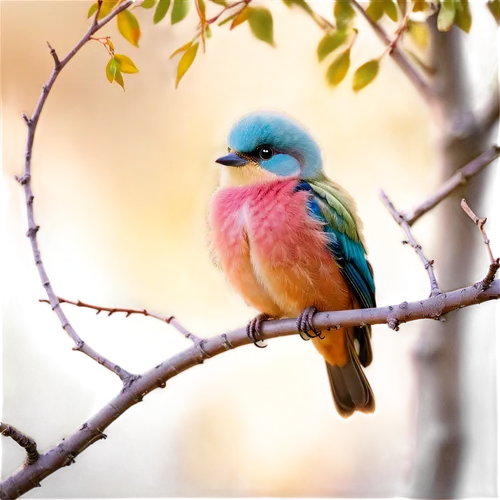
[2,1,498,498]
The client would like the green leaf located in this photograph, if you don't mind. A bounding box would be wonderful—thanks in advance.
[326,49,351,87]
[407,20,429,49]
[114,68,125,89]
[114,54,139,73]
[210,0,227,4]
[97,0,119,20]
[352,59,379,92]
[384,1,398,21]
[176,41,198,87]
[247,7,275,46]
[142,0,156,8]
[88,2,98,18]
[487,0,500,22]
[170,39,193,58]
[231,7,249,28]
[413,0,429,11]
[154,0,171,23]
[282,0,314,16]
[106,57,117,83]
[366,1,384,21]
[396,0,407,14]
[171,0,190,24]
[437,1,457,31]
[205,24,212,38]
[454,0,471,33]
[334,1,355,30]
[117,10,141,47]
[317,31,348,62]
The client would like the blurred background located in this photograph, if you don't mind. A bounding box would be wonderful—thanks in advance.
[1,1,498,497]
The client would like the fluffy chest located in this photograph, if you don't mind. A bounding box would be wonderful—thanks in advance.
[209,178,328,268]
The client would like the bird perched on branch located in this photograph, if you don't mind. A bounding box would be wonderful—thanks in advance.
[209,111,376,418]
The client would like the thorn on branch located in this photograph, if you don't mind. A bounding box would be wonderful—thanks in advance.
[72,339,85,351]
[15,174,31,185]
[22,113,31,125]
[26,225,40,238]
[46,41,61,69]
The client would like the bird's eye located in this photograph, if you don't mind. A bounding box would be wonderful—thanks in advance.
[258,147,274,160]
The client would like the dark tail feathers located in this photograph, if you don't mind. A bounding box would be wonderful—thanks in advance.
[326,339,375,418]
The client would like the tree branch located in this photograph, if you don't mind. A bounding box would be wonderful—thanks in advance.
[350,0,436,105]
[0,423,39,466]
[1,278,499,498]
[17,0,135,383]
[404,146,500,226]
[461,199,500,290]
[39,298,203,344]
[380,190,441,297]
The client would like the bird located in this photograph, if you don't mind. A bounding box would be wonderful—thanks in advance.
[208,110,376,418]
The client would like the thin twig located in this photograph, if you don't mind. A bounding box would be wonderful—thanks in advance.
[206,0,250,25]
[46,41,60,69]
[380,190,441,297]
[461,199,500,290]
[0,423,39,465]
[40,298,202,344]
[18,0,135,382]
[2,279,499,498]
[405,146,500,225]
[350,0,436,106]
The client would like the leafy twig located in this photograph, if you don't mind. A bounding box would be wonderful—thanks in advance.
[205,0,251,25]
[350,0,436,105]
[404,146,500,225]
[16,0,135,383]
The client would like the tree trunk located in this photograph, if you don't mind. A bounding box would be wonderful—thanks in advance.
[408,18,498,498]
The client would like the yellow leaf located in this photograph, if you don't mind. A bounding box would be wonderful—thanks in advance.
[114,68,125,90]
[98,0,119,19]
[231,6,250,29]
[176,42,199,87]
[114,54,139,73]
[170,40,193,58]
[105,57,117,83]
[88,3,98,18]
[117,10,141,47]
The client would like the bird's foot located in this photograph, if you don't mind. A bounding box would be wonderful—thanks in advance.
[296,306,324,341]
[246,313,270,348]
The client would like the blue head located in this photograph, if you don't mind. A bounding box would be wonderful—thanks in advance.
[216,111,323,182]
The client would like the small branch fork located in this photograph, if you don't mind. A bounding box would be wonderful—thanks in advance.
[16,0,135,384]
[461,199,500,290]
[350,0,436,106]
[0,423,39,466]
[380,190,441,298]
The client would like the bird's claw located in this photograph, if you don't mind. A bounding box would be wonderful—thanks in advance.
[246,314,269,348]
[296,306,323,341]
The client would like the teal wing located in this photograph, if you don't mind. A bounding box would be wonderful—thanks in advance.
[295,179,375,366]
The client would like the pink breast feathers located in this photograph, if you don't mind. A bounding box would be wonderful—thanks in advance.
[209,178,350,318]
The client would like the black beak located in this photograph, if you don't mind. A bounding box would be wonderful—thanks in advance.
[216,152,248,167]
